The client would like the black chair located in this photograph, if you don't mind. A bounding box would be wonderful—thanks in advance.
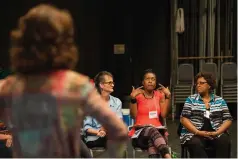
[201,62,218,94]
[171,64,194,121]
[82,131,128,158]
[220,62,237,103]
[81,131,106,157]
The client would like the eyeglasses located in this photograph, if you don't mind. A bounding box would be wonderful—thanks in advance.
[103,81,115,85]
[195,81,207,86]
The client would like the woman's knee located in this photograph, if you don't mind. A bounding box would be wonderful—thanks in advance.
[215,133,231,146]
[186,136,204,148]
[148,128,163,139]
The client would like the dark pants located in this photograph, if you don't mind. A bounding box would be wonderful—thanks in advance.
[184,133,231,158]
[0,141,12,158]
[86,137,107,148]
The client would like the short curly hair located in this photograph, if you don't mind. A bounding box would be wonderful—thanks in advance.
[141,69,157,82]
[195,72,216,91]
[10,4,78,74]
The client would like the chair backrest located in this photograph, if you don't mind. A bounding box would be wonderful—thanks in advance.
[201,63,218,80]
[9,93,66,157]
[221,62,237,84]
[177,64,194,85]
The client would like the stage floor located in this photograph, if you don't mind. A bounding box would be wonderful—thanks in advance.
[93,119,237,158]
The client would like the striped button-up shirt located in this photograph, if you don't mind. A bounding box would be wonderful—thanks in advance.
[180,93,232,144]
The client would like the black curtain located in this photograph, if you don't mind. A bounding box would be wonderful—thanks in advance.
[177,0,237,73]
[0,0,171,107]
[177,0,200,74]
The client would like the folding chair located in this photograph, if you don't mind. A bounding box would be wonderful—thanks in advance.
[171,64,194,121]
[129,117,171,158]
[88,143,128,158]
[220,62,237,103]
[128,125,146,158]
[81,131,106,157]
[201,62,218,94]
[83,134,128,158]
[89,147,106,157]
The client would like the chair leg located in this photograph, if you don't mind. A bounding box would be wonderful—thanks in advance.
[132,149,136,158]
[124,150,128,158]
[183,146,189,158]
[168,147,171,155]
[89,149,93,157]
[181,146,188,158]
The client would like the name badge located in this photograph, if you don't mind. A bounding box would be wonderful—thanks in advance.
[149,111,158,119]
[204,110,210,118]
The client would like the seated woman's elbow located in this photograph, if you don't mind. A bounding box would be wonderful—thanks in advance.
[180,116,186,124]
[226,119,232,125]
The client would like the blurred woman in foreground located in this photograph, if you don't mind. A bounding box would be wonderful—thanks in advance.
[0,4,127,158]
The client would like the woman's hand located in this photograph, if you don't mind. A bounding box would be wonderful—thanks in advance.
[207,131,219,137]
[130,86,144,98]
[162,87,171,98]
[5,135,12,147]
[97,130,106,137]
[197,131,214,140]
[157,84,171,98]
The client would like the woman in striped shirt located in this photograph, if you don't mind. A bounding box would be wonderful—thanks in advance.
[180,72,232,158]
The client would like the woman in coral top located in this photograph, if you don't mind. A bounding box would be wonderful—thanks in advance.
[129,69,171,158]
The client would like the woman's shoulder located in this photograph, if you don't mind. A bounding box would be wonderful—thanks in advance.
[135,93,144,100]
[0,75,18,95]
[66,70,90,84]
[213,95,225,103]
[109,95,121,104]
[187,94,200,100]
[65,70,93,95]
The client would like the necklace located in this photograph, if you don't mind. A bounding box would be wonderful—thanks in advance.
[143,92,154,99]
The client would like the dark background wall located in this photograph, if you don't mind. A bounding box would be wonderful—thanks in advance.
[0,0,171,102]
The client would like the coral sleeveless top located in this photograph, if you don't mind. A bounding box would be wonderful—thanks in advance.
[129,90,163,137]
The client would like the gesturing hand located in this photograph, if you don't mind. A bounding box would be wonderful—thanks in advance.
[130,86,144,98]
[157,84,171,98]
